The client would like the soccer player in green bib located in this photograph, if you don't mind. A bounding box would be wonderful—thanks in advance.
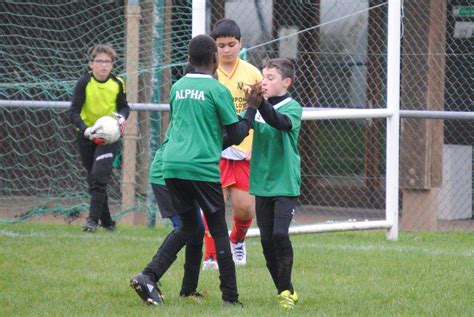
[250,58,302,309]
[130,34,262,307]
[146,64,205,300]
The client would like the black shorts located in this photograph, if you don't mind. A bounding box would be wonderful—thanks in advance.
[164,178,225,215]
[151,183,176,219]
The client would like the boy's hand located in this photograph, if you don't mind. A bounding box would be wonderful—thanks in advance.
[245,82,263,110]
[84,127,106,145]
[91,136,106,145]
[83,127,95,139]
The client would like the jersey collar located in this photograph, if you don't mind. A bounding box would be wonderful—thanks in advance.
[272,97,293,110]
[185,73,214,79]
[218,59,240,80]
[91,73,110,83]
[255,97,293,124]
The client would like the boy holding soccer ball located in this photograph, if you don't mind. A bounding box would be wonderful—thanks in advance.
[69,44,130,232]
[250,58,302,309]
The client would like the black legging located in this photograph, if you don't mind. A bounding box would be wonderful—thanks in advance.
[143,179,237,302]
[77,135,117,225]
[256,196,297,294]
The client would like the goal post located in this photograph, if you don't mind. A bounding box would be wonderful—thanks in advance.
[384,0,401,240]
[192,0,401,240]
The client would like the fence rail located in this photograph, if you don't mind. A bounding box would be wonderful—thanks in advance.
[2,100,473,120]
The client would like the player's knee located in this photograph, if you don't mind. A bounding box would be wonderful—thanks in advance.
[176,225,196,242]
[89,170,111,186]
[273,231,291,248]
[234,205,254,220]
[89,181,107,195]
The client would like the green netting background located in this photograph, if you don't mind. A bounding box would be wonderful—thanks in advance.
[1,1,472,231]
[0,0,193,223]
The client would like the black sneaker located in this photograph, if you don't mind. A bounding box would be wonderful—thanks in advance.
[180,290,204,300]
[130,273,164,305]
[223,299,243,307]
[100,219,116,232]
[82,220,98,232]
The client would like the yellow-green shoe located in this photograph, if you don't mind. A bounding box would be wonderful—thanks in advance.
[278,290,298,309]
[291,291,299,304]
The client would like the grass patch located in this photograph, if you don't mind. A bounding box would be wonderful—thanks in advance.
[1,223,472,316]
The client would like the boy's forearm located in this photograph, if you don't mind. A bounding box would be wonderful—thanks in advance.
[259,100,292,130]
[69,108,88,134]
[222,108,257,149]
[116,93,130,119]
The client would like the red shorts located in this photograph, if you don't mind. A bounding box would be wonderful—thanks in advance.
[219,158,250,192]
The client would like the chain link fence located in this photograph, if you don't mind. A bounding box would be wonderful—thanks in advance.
[0,0,472,231]
[398,0,473,231]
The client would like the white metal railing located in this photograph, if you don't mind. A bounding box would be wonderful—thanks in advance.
[2,100,473,120]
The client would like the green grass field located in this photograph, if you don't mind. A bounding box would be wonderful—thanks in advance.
[1,222,472,316]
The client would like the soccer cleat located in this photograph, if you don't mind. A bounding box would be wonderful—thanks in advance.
[102,225,117,232]
[278,290,298,309]
[202,256,219,271]
[223,299,243,307]
[230,241,247,266]
[82,220,98,232]
[129,273,164,305]
[180,290,204,301]
[100,220,117,232]
[291,290,299,304]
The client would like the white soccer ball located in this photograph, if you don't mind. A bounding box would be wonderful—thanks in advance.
[93,115,121,144]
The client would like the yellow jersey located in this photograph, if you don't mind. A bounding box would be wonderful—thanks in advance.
[217,59,263,158]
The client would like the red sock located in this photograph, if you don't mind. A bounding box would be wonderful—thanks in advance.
[202,212,216,259]
[230,214,253,243]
